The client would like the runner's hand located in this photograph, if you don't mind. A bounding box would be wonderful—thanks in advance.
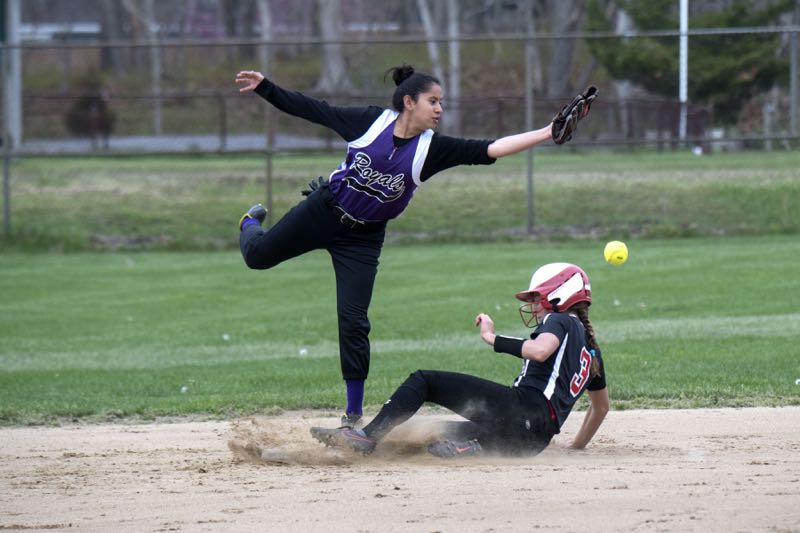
[475,313,496,346]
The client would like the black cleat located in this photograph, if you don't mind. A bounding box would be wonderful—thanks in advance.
[310,427,376,454]
[427,439,483,458]
[239,204,267,230]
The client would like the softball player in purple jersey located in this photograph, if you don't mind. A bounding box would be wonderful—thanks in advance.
[311,263,609,457]
[235,65,569,427]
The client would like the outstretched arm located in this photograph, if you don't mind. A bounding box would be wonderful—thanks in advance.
[486,124,553,159]
[486,85,597,158]
[234,70,381,142]
[563,388,609,449]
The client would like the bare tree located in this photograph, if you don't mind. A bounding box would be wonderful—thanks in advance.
[144,0,162,135]
[314,0,354,95]
[544,0,583,97]
[416,0,446,82]
[416,0,461,134]
[219,0,257,61]
[446,0,462,135]
[99,0,127,77]
[612,6,635,139]
[121,0,162,134]
[255,0,273,74]
[524,0,544,94]
[173,0,198,89]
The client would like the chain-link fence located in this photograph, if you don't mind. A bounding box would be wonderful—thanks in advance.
[8,28,800,153]
[2,28,799,247]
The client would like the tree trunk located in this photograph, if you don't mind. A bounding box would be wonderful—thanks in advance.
[176,0,197,89]
[525,0,543,94]
[544,0,581,98]
[417,0,460,134]
[613,7,634,140]
[255,0,273,75]
[100,0,126,77]
[314,0,354,95]
[446,0,461,136]
[416,0,446,83]
[143,0,162,136]
[123,0,162,135]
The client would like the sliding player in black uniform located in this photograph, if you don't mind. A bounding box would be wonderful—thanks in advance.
[311,262,609,457]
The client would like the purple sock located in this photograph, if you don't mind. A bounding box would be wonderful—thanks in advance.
[345,379,364,415]
[241,217,260,231]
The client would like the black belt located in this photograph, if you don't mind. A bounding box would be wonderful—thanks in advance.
[316,182,384,229]
[332,205,384,229]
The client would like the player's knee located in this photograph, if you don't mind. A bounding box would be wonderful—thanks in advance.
[412,369,444,383]
[339,323,370,345]
[406,369,431,387]
[242,251,271,270]
[339,312,371,338]
[239,231,279,270]
[399,370,430,397]
[240,244,280,270]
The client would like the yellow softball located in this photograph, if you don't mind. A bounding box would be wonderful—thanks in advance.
[604,241,628,265]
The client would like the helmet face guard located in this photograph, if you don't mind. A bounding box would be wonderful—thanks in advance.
[518,302,539,328]
[515,263,591,327]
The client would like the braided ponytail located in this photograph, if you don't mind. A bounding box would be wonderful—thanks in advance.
[571,302,601,376]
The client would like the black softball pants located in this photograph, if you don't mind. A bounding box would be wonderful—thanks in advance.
[363,370,557,455]
[239,185,386,381]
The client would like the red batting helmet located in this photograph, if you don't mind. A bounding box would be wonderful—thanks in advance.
[515,262,592,312]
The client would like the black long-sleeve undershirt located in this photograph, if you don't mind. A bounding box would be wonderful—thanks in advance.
[254,79,496,182]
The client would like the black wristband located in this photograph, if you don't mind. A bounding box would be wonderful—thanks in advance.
[493,335,525,358]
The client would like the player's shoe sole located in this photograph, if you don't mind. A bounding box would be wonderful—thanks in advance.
[427,439,483,458]
[310,426,376,454]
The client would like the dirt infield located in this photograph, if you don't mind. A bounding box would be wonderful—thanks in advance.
[2,407,799,532]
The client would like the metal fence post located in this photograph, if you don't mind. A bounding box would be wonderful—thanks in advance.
[218,92,227,152]
[2,0,21,237]
[265,149,273,228]
[678,0,689,145]
[264,105,275,229]
[524,35,535,235]
[2,133,10,238]
[790,12,798,137]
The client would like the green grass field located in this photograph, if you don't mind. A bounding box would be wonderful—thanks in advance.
[1,235,798,425]
[2,150,798,251]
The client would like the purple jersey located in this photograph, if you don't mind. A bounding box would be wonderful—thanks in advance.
[513,312,606,428]
[328,109,433,221]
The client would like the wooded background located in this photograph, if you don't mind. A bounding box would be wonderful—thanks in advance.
[8,0,799,152]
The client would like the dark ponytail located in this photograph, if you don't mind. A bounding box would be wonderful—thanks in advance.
[384,63,441,112]
[571,301,601,377]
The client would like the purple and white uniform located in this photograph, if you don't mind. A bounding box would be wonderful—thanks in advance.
[254,78,496,223]
[329,110,432,221]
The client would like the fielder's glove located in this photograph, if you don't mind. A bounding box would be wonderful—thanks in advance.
[551,85,598,145]
[301,176,327,196]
